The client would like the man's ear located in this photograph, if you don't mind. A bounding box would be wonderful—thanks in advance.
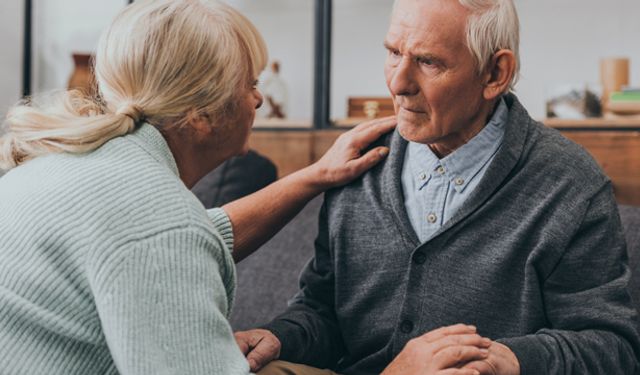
[482,49,516,100]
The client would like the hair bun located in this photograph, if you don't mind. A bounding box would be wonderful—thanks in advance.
[116,104,144,122]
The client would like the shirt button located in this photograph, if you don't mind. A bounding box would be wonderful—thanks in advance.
[412,250,426,264]
[436,166,445,174]
[419,172,427,180]
[400,320,414,333]
[455,177,465,186]
[427,213,437,223]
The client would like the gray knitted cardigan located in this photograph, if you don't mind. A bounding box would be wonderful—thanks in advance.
[265,94,640,375]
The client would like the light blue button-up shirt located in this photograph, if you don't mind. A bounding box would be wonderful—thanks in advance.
[401,98,508,243]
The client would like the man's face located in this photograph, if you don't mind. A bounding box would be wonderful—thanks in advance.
[384,0,491,154]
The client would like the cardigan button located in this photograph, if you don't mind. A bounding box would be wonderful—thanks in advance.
[400,320,414,333]
[412,251,426,265]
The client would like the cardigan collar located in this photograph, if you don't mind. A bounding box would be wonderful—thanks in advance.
[382,93,533,247]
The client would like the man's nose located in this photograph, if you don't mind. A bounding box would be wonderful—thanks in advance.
[388,59,419,96]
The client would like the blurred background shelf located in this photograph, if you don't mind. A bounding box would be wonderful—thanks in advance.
[544,117,640,129]
[250,117,640,205]
[253,118,312,129]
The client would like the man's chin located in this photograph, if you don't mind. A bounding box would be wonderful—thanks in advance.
[397,122,432,145]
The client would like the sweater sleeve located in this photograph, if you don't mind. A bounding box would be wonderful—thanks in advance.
[207,207,235,253]
[89,226,250,375]
[262,199,347,369]
[499,182,640,375]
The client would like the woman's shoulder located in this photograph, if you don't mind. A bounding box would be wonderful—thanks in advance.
[1,135,212,245]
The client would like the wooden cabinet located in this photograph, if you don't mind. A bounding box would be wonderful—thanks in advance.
[546,119,640,206]
[250,119,640,205]
[249,129,344,177]
[560,131,640,205]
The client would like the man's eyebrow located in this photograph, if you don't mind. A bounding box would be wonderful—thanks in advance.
[415,52,439,60]
[383,41,396,50]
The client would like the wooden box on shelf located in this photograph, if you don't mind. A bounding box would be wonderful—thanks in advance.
[347,97,395,119]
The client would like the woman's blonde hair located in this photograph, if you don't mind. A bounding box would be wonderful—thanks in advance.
[0,0,268,170]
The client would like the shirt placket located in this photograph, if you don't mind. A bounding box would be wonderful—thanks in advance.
[420,164,448,242]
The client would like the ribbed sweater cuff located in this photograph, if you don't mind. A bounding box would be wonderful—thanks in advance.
[207,208,234,253]
[498,335,547,375]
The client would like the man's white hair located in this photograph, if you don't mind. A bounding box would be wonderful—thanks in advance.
[392,0,520,90]
[459,0,520,90]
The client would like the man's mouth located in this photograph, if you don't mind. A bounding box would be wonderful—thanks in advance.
[400,106,425,114]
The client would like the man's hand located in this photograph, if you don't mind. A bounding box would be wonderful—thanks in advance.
[381,324,492,375]
[462,341,520,375]
[234,329,281,372]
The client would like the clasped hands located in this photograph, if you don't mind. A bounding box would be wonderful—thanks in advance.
[235,324,520,375]
[380,324,520,375]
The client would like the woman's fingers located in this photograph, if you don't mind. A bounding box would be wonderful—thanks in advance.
[344,146,390,176]
[350,116,397,147]
[352,115,396,132]
[308,116,396,189]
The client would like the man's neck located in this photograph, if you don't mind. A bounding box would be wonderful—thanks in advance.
[427,98,501,158]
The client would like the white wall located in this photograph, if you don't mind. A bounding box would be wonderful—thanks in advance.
[331,0,394,120]
[0,0,24,121]
[516,0,640,118]
[10,0,640,121]
[229,0,315,121]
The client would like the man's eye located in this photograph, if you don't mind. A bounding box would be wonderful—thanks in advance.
[418,57,434,66]
[252,80,259,89]
[388,49,401,57]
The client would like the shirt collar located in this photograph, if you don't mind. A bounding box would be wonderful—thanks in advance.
[126,123,180,177]
[407,97,509,193]
[441,97,508,192]
[407,139,440,189]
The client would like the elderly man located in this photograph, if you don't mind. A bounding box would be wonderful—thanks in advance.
[235,0,640,374]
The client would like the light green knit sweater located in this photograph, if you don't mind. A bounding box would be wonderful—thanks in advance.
[0,124,251,374]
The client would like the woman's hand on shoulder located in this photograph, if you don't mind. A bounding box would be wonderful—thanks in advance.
[303,116,396,190]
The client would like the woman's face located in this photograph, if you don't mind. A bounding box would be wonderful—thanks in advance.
[218,78,264,157]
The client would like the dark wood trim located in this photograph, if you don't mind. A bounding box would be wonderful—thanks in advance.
[22,0,32,97]
[313,0,332,129]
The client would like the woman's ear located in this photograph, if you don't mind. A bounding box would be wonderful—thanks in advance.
[482,49,516,100]
[184,110,214,138]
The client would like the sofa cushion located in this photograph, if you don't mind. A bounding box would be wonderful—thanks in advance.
[192,150,277,209]
[230,196,322,331]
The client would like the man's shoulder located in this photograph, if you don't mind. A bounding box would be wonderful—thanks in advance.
[526,121,607,186]
[325,131,406,206]
[505,95,608,189]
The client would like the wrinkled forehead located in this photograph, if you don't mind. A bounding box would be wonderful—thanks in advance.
[387,0,469,51]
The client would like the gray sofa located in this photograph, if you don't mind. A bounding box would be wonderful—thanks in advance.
[230,199,640,331]
[230,196,322,330]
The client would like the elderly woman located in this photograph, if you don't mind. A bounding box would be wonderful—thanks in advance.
[0,1,395,374]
